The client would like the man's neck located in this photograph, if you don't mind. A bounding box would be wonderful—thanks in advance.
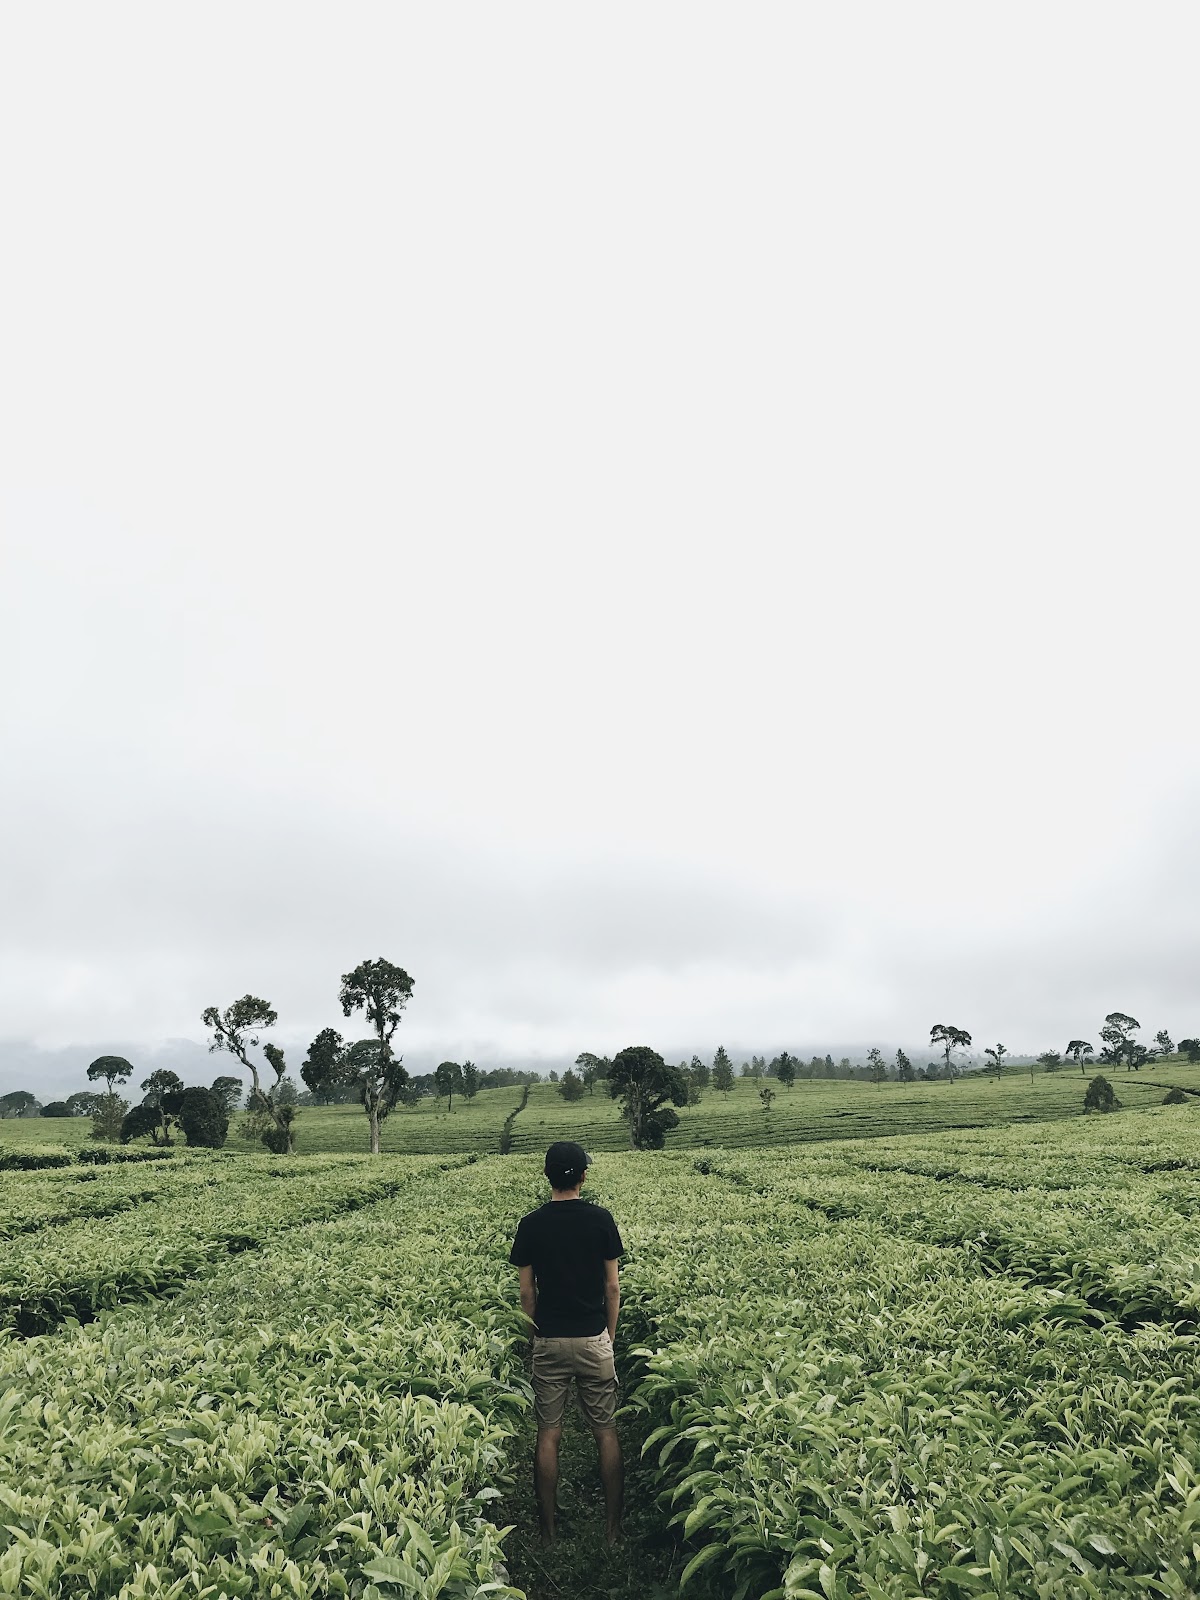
[550,1188,582,1201]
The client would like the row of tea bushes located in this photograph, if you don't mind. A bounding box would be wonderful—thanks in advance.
[584,1123,1200,1598]
[0,1154,461,1335]
[0,1160,538,1598]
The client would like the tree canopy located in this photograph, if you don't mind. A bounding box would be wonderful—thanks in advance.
[87,1056,134,1093]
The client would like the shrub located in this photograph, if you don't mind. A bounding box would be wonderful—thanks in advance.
[120,1103,163,1143]
[1084,1074,1121,1113]
[41,1101,72,1118]
[91,1096,130,1143]
[1163,1086,1189,1105]
[177,1086,229,1148]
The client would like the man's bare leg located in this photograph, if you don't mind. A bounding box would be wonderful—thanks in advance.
[534,1426,562,1543]
[594,1426,624,1543]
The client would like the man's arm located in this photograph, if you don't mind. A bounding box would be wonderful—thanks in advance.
[518,1263,537,1340]
[604,1257,620,1342]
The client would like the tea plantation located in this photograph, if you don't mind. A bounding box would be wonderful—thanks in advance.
[3,1094,1200,1596]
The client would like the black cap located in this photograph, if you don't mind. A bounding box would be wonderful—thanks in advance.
[545,1141,591,1188]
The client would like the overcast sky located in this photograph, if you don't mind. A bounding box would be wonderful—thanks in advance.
[2,8,1198,1097]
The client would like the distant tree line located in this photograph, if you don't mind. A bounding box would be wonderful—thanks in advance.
[7,999,1196,1151]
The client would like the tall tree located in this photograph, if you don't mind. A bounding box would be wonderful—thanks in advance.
[575,1052,609,1095]
[1179,1038,1200,1065]
[86,1055,134,1095]
[983,1043,1008,1082]
[712,1046,735,1097]
[558,1068,585,1102]
[210,1076,244,1116]
[65,1090,103,1117]
[300,1028,348,1104]
[461,1061,480,1101]
[608,1046,688,1149]
[0,1090,39,1118]
[691,1054,710,1090]
[201,995,297,1154]
[895,1048,914,1084]
[866,1047,887,1086]
[85,1055,134,1140]
[140,1069,186,1145]
[930,1024,972,1082]
[775,1052,797,1090]
[1154,1030,1175,1058]
[1065,1039,1095,1075]
[338,958,414,1154]
[435,1060,463,1110]
[1099,1012,1140,1071]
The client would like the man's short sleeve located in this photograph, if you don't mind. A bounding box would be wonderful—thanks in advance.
[509,1215,532,1268]
[603,1211,624,1260]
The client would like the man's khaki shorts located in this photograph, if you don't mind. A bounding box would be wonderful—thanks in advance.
[532,1330,619,1431]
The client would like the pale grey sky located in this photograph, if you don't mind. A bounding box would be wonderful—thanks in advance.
[2,8,1198,1095]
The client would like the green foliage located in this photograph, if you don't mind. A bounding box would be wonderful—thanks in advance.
[1099,1010,1140,1069]
[1066,1038,1095,1073]
[895,1048,914,1083]
[0,1158,527,1596]
[866,1047,887,1085]
[301,1026,350,1102]
[608,1046,688,1149]
[202,995,297,1153]
[140,1068,185,1144]
[712,1046,734,1096]
[86,1054,133,1092]
[1037,1049,1062,1072]
[65,1090,103,1117]
[461,1060,480,1101]
[1155,1029,1175,1057]
[1163,1086,1189,1105]
[1180,1038,1200,1065]
[209,1075,243,1115]
[435,1061,463,1110]
[575,1052,610,1094]
[758,1083,776,1112]
[90,1094,129,1143]
[930,1022,972,1080]
[119,1101,162,1143]
[0,1090,39,1118]
[339,958,415,1152]
[177,1086,229,1147]
[40,1101,71,1118]
[558,1068,585,1101]
[1084,1073,1121,1113]
[774,1051,797,1089]
[984,1042,1008,1079]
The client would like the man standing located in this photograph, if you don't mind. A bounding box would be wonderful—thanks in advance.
[509,1141,624,1545]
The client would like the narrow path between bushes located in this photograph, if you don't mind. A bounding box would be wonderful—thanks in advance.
[500,1393,685,1600]
[499,1083,532,1154]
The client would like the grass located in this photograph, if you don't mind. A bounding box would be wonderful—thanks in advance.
[507,1060,1200,1154]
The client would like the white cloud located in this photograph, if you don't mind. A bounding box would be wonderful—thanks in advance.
[2,7,1197,1089]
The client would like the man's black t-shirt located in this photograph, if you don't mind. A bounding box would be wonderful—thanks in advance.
[509,1200,624,1337]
